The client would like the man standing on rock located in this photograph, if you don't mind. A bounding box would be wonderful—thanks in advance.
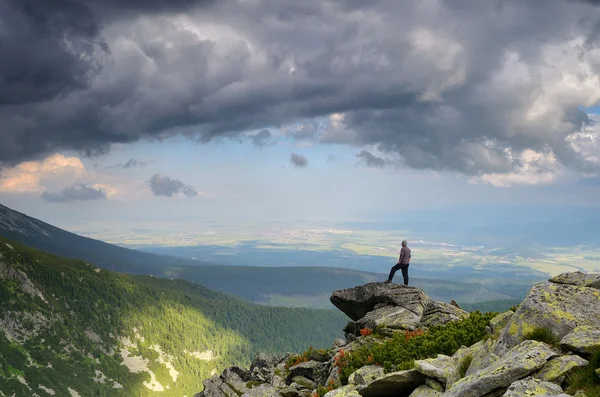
[385,240,411,285]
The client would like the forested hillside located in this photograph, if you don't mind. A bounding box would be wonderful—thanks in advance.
[0,237,347,396]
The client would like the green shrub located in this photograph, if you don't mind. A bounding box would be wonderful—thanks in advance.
[458,354,473,378]
[522,327,560,348]
[565,348,600,397]
[332,311,497,384]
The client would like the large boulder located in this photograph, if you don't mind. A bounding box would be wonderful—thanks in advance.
[355,369,425,397]
[286,361,328,386]
[493,283,600,355]
[241,384,281,397]
[330,283,430,322]
[533,354,589,384]
[549,271,600,289]
[560,326,600,355]
[420,301,469,328]
[443,340,557,397]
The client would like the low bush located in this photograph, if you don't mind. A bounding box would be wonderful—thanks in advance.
[522,327,560,348]
[332,311,497,384]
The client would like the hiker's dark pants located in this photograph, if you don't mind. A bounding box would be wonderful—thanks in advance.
[388,263,409,285]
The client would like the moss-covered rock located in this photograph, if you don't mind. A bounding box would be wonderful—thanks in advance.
[347,365,384,387]
[443,340,557,397]
[549,271,600,289]
[493,283,600,356]
[560,326,600,355]
[502,376,564,396]
[465,338,499,377]
[533,354,588,383]
[408,385,442,397]
[489,310,514,335]
[323,385,360,397]
[414,354,459,389]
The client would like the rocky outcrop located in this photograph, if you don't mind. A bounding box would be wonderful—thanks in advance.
[493,282,600,355]
[195,272,600,397]
[330,283,469,336]
[443,340,557,397]
[549,271,600,289]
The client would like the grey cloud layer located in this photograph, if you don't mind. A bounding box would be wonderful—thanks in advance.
[149,173,197,197]
[1,0,600,179]
[41,184,106,202]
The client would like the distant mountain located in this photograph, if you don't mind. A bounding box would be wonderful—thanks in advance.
[0,236,347,396]
[0,203,542,309]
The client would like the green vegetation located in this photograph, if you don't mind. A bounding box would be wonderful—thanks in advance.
[458,354,473,378]
[330,311,497,384]
[565,348,600,397]
[0,236,347,397]
[523,327,560,348]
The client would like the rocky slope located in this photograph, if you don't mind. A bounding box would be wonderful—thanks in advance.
[196,271,600,397]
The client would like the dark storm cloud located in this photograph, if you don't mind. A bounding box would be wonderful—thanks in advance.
[251,129,273,147]
[290,153,308,168]
[2,0,600,180]
[356,151,389,168]
[41,183,106,202]
[149,173,197,197]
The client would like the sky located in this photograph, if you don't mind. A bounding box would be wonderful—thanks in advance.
[2,0,600,237]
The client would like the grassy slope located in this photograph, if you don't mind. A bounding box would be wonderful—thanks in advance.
[0,237,347,397]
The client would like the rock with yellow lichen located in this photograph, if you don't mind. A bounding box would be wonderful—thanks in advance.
[560,326,600,355]
[442,340,557,397]
[549,271,600,289]
[532,354,588,384]
[501,376,565,396]
[492,283,600,356]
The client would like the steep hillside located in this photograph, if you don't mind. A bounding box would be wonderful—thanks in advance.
[0,237,347,397]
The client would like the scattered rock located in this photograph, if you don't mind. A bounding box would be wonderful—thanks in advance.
[549,271,600,289]
[247,353,282,383]
[348,365,385,387]
[355,369,425,397]
[332,338,346,350]
[286,361,327,386]
[444,340,557,397]
[324,385,360,397]
[533,354,589,383]
[560,326,600,355]
[408,385,442,397]
[241,384,280,397]
[414,354,460,388]
[502,376,564,396]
